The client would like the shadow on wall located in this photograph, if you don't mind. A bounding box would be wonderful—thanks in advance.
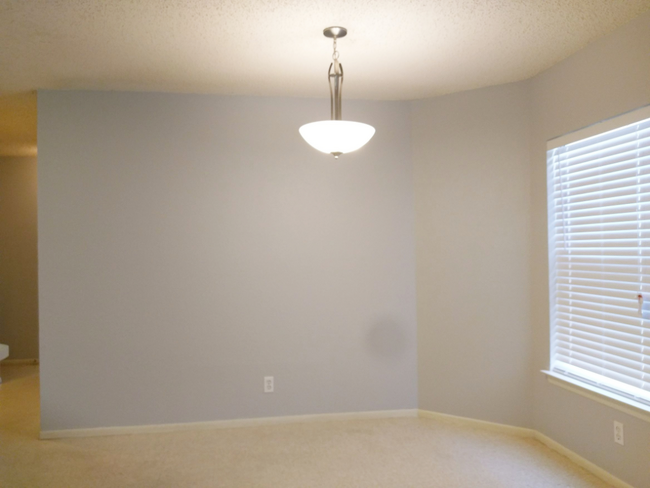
[366,318,409,360]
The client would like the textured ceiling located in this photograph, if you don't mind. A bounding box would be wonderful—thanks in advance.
[1,0,650,154]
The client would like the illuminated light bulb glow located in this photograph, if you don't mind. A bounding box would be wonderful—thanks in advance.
[299,120,375,157]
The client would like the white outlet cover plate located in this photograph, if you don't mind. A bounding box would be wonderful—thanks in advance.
[614,421,624,445]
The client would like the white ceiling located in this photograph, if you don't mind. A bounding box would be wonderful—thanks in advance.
[1,0,649,154]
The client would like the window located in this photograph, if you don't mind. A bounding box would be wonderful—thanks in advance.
[547,105,650,411]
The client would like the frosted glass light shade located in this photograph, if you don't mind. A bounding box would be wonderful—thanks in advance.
[299,120,375,156]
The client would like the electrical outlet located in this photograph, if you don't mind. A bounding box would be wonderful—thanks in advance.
[264,376,274,393]
[614,421,624,445]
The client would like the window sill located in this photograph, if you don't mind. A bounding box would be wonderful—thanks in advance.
[542,370,650,424]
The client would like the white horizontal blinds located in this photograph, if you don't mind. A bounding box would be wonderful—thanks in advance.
[548,112,650,406]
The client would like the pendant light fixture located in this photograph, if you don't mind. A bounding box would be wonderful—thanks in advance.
[299,27,375,158]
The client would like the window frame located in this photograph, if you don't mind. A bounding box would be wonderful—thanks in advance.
[544,104,650,422]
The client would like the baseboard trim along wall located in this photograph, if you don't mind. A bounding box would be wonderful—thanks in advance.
[1,359,39,365]
[533,431,634,488]
[417,410,633,488]
[40,409,419,440]
[417,409,534,437]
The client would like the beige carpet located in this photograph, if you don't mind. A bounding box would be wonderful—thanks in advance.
[0,365,611,487]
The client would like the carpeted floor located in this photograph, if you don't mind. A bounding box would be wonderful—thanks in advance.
[0,365,611,487]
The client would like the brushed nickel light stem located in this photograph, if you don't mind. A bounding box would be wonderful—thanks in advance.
[324,27,346,121]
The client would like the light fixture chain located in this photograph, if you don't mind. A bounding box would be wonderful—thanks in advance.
[332,37,339,61]
[328,34,343,121]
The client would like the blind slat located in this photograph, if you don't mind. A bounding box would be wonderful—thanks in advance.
[555,314,649,337]
[554,329,649,359]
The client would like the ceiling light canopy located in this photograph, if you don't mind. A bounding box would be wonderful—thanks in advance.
[299,27,375,158]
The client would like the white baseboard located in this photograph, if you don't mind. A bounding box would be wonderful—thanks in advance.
[1,358,39,365]
[417,409,534,437]
[533,431,633,488]
[40,408,418,440]
[418,409,632,488]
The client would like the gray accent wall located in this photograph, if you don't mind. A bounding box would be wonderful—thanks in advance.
[411,82,533,428]
[38,92,418,430]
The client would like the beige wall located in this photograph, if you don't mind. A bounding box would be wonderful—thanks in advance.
[530,12,650,488]
[412,82,534,428]
[0,156,39,359]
